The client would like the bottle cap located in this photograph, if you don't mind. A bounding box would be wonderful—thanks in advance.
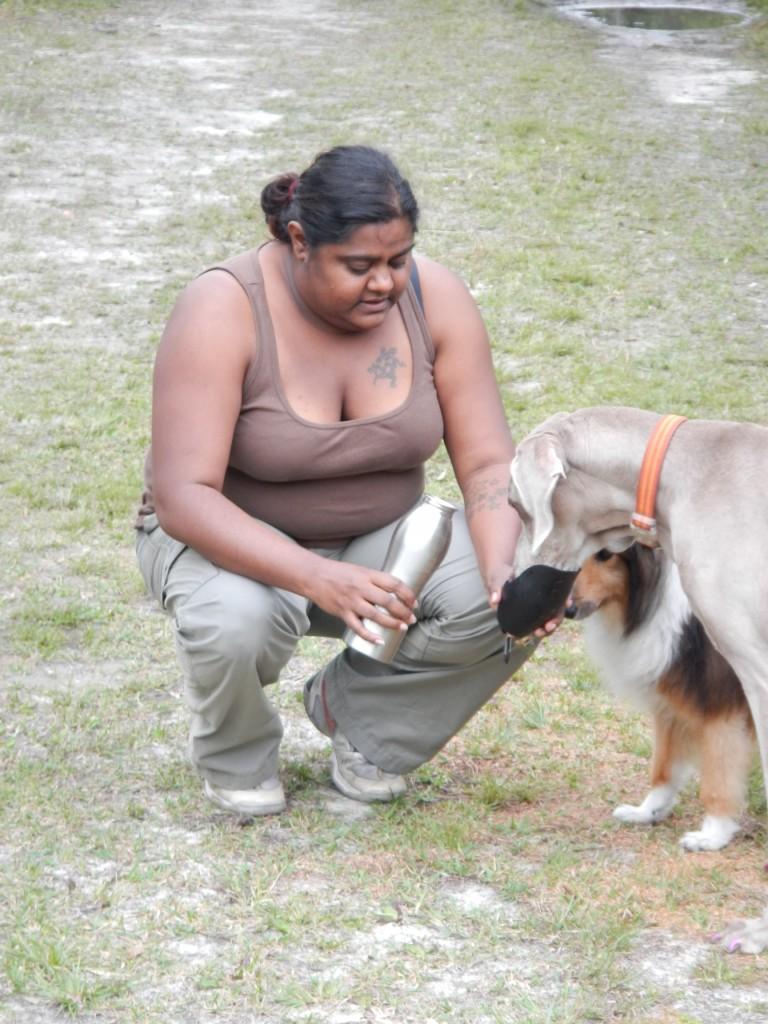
[422,494,456,514]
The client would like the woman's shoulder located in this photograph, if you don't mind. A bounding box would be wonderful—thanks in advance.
[414,253,466,290]
[175,243,270,311]
[413,255,478,342]
[172,266,249,318]
[160,258,257,365]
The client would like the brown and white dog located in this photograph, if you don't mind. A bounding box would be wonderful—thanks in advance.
[507,406,768,953]
[567,544,755,852]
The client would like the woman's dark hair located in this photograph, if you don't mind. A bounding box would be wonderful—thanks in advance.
[260,145,419,246]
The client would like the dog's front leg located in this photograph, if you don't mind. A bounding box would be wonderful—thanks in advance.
[614,712,690,824]
[680,716,749,852]
[705,651,768,951]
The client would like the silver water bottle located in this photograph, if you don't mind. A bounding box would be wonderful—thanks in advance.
[344,495,456,663]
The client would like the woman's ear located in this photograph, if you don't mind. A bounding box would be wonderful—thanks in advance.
[286,221,309,261]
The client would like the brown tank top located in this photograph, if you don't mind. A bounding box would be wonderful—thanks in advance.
[137,245,444,546]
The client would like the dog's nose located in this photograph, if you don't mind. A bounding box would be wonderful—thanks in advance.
[565,601,596,621]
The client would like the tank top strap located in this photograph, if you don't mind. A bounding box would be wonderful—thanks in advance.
[401,269,435,365]
[201,245,273,393]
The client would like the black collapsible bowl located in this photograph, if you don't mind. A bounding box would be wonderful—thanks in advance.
[496,564,577,638]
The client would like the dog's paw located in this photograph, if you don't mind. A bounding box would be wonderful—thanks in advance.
[613,784,677,825]
[680,815,740,852]
[712,907,768,954]
[613,803,656,824]
[618,802,671,827]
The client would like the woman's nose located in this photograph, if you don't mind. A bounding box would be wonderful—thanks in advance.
[368,266,393,293]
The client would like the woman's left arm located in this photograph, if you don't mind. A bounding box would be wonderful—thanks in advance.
[418,257,521,608]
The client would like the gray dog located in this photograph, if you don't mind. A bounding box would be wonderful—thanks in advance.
[508,405,768,954]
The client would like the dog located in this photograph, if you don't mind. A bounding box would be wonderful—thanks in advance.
[567,544,755,852]
[508,406,768,953]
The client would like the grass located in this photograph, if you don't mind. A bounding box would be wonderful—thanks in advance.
[1,0,767,1021]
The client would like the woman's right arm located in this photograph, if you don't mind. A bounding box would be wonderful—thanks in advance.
[151,271,416,639]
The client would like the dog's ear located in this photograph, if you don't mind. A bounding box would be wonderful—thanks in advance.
[510,433,567,555]
[622,544,663,633]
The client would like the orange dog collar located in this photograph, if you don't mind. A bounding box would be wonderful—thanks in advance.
[630,414,687,546]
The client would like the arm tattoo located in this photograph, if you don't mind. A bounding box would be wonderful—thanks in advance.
[465,480,509,521]
[368,346,405,388]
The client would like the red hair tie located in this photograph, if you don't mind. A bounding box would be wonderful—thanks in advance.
[286,177,298,202]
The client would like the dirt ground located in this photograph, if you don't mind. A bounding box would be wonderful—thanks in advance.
[1,0,768,1021]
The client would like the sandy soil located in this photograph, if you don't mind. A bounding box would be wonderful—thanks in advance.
[1,1,767,1021]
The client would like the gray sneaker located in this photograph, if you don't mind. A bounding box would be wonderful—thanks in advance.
[304,673,406,802]
[204,777,286,816]
[331,732,407,803]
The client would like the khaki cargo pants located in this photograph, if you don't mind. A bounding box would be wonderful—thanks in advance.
[135,510,533,790]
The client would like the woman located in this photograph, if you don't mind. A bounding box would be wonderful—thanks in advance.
[136,144,539,817]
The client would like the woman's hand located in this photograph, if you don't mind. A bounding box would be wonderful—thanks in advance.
[306,561,418,645]
[487,563,514,611]
[533,613,563,638]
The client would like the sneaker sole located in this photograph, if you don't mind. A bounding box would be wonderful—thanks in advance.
[204,780,286,817]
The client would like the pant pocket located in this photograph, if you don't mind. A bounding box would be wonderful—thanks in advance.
[135,521,188,608]
[160,541,190,609]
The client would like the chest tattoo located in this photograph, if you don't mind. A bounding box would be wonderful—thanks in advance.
[367,346,405,388]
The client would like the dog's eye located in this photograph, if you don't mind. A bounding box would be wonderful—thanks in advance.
[595,549,612,562]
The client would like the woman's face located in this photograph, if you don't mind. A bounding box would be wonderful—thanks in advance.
[289,217,415,333]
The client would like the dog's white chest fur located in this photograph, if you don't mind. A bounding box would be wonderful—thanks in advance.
[582,559,691,712]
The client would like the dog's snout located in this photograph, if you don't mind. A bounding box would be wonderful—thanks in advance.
[565,600,597,621]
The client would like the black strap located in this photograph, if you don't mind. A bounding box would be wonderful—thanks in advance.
[409,259,424,312]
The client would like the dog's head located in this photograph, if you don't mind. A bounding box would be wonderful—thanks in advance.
[509,412,636,574]
[565,544,664,634]
[565,549,625,622]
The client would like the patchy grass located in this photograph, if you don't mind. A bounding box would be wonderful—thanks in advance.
[1,0,767,1021]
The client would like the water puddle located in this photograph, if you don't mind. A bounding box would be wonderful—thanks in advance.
[553,0,760,106]
[574,5,745,29]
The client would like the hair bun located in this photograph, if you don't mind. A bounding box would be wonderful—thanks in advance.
[285,175,299,203]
